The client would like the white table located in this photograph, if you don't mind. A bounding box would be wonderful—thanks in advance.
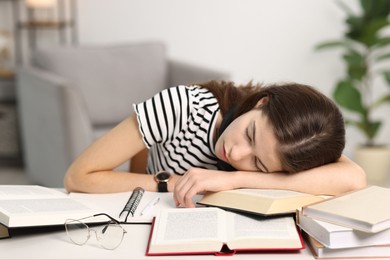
[0,224,315,259]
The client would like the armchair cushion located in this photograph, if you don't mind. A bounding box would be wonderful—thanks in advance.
[31,43,168,125]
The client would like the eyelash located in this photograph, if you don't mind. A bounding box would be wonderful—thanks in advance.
[246,127,261,171]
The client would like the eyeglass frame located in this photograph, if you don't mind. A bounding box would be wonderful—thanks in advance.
[64,213,127,250]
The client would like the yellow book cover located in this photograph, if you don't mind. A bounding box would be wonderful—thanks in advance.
[198,188,324,216]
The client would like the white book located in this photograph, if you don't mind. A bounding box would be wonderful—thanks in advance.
[301,186,390,233]
[305,233,390,259]
[297,209,390,249]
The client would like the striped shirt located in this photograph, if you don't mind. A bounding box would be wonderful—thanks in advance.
[133,85,220,175]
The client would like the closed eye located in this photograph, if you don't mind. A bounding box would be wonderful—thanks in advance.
[250,121,270,173]
[246,125,262,171]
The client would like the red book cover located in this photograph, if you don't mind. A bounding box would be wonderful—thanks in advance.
[145,208,304,256]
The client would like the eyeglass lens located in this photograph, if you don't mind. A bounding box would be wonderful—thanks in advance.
[65,218,126,250]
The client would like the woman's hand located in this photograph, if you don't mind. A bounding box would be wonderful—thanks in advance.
[173,168,237,208]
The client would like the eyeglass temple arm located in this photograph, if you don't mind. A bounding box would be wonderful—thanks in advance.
[92,213,128,235]
[93,213,121,224]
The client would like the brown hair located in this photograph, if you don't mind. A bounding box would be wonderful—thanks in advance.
[198,80,345,173]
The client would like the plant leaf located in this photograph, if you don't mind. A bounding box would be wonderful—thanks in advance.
[345,16,364,41]
[383,71,390,86]
[315,41,349,50]
[356,120,381,141]
[373,36,390,48]
[333,80,365,114]
[357,18,390,46]
[361,0,390,18]
[336,0,354,16]
[344,118,378,143]
[372,93,390,108]
[343,51,366,80]
[375,52,390,62]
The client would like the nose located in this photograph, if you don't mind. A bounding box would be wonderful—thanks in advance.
[229,143,252,163]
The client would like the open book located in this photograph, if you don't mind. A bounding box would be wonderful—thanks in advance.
[0,186,97,232]
[146,207,304,256]
[198,188,325,216]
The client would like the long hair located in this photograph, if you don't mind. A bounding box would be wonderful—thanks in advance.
[199,80,345,173]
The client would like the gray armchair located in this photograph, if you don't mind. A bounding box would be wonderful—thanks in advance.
[16,42,229,187]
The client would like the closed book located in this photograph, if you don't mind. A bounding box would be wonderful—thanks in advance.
[297,209,390,249]
[301,186,390,233]
[146,207,304,256]
[304,232,390,259]
[198,188,324,216]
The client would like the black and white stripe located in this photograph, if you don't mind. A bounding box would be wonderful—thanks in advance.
[134,85,220,175]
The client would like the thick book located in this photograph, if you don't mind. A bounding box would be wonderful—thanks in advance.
[304,232,390,259]
[197,188,325,216]
[146,207,304,256]
[0,185,97,235]
[297,209,390,249]
[301,185,390,233]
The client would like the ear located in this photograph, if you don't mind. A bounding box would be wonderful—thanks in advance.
[255,96,269,108]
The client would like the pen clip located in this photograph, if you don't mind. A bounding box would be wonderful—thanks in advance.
[140,197,160,216]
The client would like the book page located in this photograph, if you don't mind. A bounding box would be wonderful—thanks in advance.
[226,212,301,249]
[152,208,226,243]
[0,185,66,199]
[234,189,310,198]
[0,198,96,227]
[227,213,298,239]
[0,198,90,215]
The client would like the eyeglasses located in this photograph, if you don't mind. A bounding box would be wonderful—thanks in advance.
[64,213,127,250]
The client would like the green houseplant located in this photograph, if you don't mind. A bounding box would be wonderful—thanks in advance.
[316,0,390,146]
[316,0,390,183]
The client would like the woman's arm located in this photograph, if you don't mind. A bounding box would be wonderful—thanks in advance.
[174,155,367,207]
[235,154,366,194]
[64,114,180,193]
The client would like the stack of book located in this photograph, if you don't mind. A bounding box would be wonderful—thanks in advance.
[297,185,390,259]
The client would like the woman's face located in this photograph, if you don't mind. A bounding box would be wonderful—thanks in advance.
[214,106,282,173]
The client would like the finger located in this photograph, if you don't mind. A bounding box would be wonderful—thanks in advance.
[183,185,198,208]
[176,179,198,207]
[180,177,201,208]
[173,173,189,207]
[173,178,182,207]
